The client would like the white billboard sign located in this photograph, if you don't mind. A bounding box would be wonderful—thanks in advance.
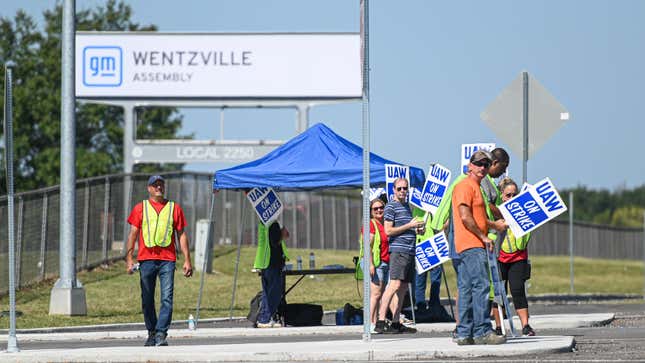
[75,32,362,98]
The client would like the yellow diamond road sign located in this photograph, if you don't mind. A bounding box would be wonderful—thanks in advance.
[480,72,569,159]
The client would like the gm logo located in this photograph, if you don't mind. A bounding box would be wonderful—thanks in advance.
[82,46,122,87]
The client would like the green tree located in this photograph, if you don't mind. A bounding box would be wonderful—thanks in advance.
[0,1,187,193]
[610,206,644,228]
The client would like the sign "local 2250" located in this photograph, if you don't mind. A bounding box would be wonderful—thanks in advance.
[247,187,283,226]
[499,177,567,238]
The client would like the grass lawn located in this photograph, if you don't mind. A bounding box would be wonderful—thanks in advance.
[1,246,643,330]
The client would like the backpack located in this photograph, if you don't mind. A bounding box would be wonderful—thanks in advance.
[247,291,263,324]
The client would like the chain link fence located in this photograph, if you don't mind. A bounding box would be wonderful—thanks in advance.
[1,171,643,295]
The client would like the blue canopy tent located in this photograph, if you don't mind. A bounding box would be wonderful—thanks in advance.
[213,123,426,191]
[200,123,427,326]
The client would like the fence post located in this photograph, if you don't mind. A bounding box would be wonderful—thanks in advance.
[102,177,110,261]
[569,192,574,294]
[331,194,338,249]
[16,197,23,289]
[344,195,350,250]
[81,182,90,268]
[318,195,324,249]
[39,193,49,280]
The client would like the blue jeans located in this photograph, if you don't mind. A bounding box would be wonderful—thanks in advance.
[414,266,442,307]
[456,248,493,339]
[258,266,285,324]
[139,260,176,334]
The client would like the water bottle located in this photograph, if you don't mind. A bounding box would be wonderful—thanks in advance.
[309,252,315,269]
[188,314,195,330]
[296,256,303,270]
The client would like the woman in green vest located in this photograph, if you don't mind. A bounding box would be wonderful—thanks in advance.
[359,197,390,330]
[496,177,535,336]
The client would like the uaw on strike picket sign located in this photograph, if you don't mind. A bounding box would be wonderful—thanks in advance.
[415,232,451,274]
[247,187,283,226]
[385,164,409,202]
[460,143,495,174]
[499,177,567,238]
[410,163,452,214]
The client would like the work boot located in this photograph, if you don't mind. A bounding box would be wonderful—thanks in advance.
[473,332,506,345]
[144,331,156,347]
[154,331,168,346]
[456,337,475,345]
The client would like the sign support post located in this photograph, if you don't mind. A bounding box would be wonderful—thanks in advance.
[522,71,529,185]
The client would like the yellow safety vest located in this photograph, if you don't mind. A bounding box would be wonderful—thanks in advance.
[142,200,175,248]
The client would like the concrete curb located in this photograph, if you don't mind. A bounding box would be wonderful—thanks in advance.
[0,336,576,362]
[0,313,613,342]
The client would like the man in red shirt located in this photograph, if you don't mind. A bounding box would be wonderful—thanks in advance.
[126,175,193,347]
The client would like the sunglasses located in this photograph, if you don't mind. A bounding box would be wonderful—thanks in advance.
[504,192,517,198]
[472,160,491,168]
[150,183,165,189]
[396,186,408,191]
[372,206,384,211]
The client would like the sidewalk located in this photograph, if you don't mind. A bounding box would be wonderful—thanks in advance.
[0,312,611,361]
[1,336,575,362]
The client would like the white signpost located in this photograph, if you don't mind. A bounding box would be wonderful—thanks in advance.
[247,187,284,226]
[499,177,567,237]
[415,232,451,274]
[384,164,409,202]
[460,143,495,174]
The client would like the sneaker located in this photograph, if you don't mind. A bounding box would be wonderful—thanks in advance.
[399,314,413,324]
[154,332,168,346]
[374,320,388,334]
[456,337,475,346]
[473,332,506,345]
[522,324,536,336]
[270,319,283,328]
[495,326,503,336]
[381,320,401,335]
[391,321,416,334]
[256,321,274,328]
[144,331,156,347]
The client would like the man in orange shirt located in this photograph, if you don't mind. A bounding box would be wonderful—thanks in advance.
[452,151,506,345]
[126,175,193,347]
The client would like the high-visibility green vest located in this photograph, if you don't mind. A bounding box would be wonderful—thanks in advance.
[253,223,290,270]
[359,219,382,267]
[413,208,435,244]
[501,229,531,254]
[141,200,174,248]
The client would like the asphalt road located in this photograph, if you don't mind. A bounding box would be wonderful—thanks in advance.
[11,301,645,362]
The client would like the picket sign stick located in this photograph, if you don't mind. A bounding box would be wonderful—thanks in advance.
[408,283,416,326]
[486,246,518,337]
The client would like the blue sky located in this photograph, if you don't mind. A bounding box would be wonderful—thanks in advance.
[2,0,644,191]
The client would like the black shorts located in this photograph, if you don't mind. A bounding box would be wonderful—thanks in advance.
[388,252,416,283]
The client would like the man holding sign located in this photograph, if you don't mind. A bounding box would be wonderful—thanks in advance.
[374,178,425,334]
[452,151,507,345]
